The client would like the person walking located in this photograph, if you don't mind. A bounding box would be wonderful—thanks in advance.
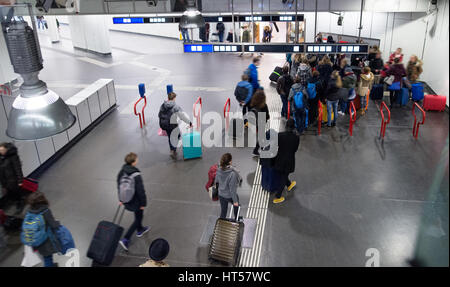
[249,90,270,157]
[178,23,190,43]
[118,153,150,251]
[216,22,225,42]
[0,142,25,213]
[272,119,300,204]
[215,153,242,220]
[276,65,294,118]
[246,57,261,92]
[326,71,344,127]
[158,92,193,159]
[357,66,374,115]
[235,74,254,126]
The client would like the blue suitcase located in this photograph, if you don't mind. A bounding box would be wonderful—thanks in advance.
[370,84,384,100]
[182,131,202,160]
[411,83,424,101]
[396,87,409,106]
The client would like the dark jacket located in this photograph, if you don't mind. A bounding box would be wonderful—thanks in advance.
[369,58,384,74]
[276,73,293,100]
[29,205,61,257]
[326,78,347,102]
[117,164,147,212]
[273,130,300,174]
[386,63,407,83]
[216,166,242,203]
[0,143,23,192]
[250,104,269,131]
[317,63,333,83]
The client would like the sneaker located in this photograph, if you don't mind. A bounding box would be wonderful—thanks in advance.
[119,239,129,251]
[170,150,177,159]
[136,226,150,238]
[338,111,345,116]
[287,181,296,192]
[273,197,285,204]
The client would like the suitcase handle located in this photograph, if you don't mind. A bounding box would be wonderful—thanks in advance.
[228,204,241,222]
[113,205,125,225]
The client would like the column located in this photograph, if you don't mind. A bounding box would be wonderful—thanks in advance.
[46,15,60,43]
[67,15,111,55]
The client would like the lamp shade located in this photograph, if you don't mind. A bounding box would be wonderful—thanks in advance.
[180,10,205,29]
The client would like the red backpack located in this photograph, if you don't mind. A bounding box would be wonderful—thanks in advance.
[205,164,218,192]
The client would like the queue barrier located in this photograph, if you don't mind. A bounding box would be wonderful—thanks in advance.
[379,102,391,139]
[317,101,323,135]
[412,102,426,139]
[224,98,231,131]
[349,101,357,136]
[134,96,147,129]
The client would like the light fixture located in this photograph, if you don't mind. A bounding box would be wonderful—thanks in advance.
[4,21,75,140]
[179,0,205,29]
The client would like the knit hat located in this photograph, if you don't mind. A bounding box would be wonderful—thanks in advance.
[149,238,170,262]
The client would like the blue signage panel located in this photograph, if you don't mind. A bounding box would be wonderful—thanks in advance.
[184,44,214,53]
[113,17,144,24]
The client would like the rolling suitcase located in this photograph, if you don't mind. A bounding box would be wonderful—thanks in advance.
[87,205,125,266]
[209,206,244,266]
[396,88,409,106]
[411,83,424,102]
[182,131,202,160]
[370,84,384,100]
[269,66,283,82]
[423,94,446,112]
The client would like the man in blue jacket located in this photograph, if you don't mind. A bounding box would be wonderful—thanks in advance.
[247,57,261,92]
[234,74,254,126]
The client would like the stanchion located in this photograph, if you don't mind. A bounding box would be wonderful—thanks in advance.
[412,102,426,139]
[379,102,391,139]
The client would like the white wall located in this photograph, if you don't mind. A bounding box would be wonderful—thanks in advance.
[68,15,112,54]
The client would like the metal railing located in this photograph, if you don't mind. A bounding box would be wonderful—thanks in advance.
[412,102,426,139]
[379,102,391,139]
[134,96,147,129]
[224,98,231,131]
[349,101,356,136]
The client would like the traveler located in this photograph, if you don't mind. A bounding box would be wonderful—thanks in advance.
[0,142,25,213]
[235,74,254,126]
[216,22,225,42]
[249,90,270,157]
[297,57,312,87]
[276,65,294,118]
[246,57,261,91]
[307,70,323,125]
[326,71,344,127]
[290,54,302,78]
[385,57,407,108]
[239,25,251,56]
[317,55,333,95]
[24,191,61,267]
[288,75,309,134]
[337,58,350,78]
[369,52,384,76]
[326,35,335,43]
[272,119,300,204]
[216,153,242,219]
[118,153,150,251]
[340,66,357,115]
[158,92,193,159]
[315,33,323,43]
[178,23,190,43]
[368,45,380,62]
[139,238,170,267]
[358,66,374,115]
[262,26,272,43]
[406,55,423,83]
[389,48,403,65]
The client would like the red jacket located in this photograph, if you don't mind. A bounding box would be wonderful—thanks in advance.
[389,53,403,64]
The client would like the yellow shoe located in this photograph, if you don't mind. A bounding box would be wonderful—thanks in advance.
[273,197,285,204]
[287,181,296,192]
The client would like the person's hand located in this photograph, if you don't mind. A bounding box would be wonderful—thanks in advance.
[140,206,145,210]
[119,202,123,206]
[233,202,239,207]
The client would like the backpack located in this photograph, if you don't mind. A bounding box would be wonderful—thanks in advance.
[234,85,249,102]
[277,75,293,98]
[21,210,49,247]
[297,67,310,86]
[205,164,218,192]
[307,82,317,99]
[118,172,140,204]
[293,90,305,109]
[158,105,175,130]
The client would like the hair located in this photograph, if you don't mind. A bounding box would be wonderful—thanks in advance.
[250,90,266,109]
[168,92,177,101]
[410,54,418,62]
[301,57,309,64]
[282,65,289,75]
[253,57,261,64]
[394,57,401,64]
[340,58,347,67]
[241,74,249,81]
[363,66,371,74]
[27,191,49,210]
[293,54,302,64]
[396,47,402,53]
[331,71,343,88]
[312,70,320,77]
[0,142,7,149]
[294,75,302,84]
[319,55,332,66]
[220,153,232,169]
[125,152,138,165]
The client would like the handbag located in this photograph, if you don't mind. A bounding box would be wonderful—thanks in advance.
[158,128,168,137]
[21,178,38,193]
[21,246,43,267]
[384,75,395,86]
[208,184,219,201]
[388,81,401,91]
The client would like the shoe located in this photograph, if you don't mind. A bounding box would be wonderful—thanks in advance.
[136,226,150,238]
[338,111,345,116]
[252,152,260,157]
[119,239,129,251]
[273,197,285,204]
[287,181,296,192]
[170,150,177,159]
[332,122,336,127]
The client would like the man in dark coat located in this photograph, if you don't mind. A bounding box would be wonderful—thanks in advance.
[117,153,149,251]
[272,119,300,204]
[0,142,24,211]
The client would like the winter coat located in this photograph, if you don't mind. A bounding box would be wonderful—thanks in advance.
[386,63,407,84]
[247,63,260,91]
[406,60,423,83]
[288,83,309,110]
[250,104,270,131]
[216,166,242,203]
[369,58,384,74]
[273,130,300,174]
[358,72,374,97]
[0,143,23,192]
[236,80,254,104]
[317,63,333,83]
[389,53,403,64]
[117,164,147,212]
[297,63,312,86]
[276,74,294,100]
[326,78,347,102]
[28,205,61,257]
[158,101,191,130]
[342,68,357,89]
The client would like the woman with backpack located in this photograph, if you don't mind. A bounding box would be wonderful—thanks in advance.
[326,71,344,127]
[249,90,270,157]
[216,153,242,220]
[306,70,322,126]
[385,57,407,109]
[288,76,309,134]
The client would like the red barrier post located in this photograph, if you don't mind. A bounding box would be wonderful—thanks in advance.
[412,102,426,139]
[287,101,291,120]
[134,96,147,129]
[349,101,357,136]
[379,102,391,139]
[317,101,323,135]
[193,96,202,131]
[224,98,231,131]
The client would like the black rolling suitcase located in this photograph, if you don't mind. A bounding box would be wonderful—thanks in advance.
[87,205,125,266]
[209,206,244,266]
[269,66,283,82]
[370,84,384,100]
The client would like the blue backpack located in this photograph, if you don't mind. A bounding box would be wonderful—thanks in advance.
[21,210,49,247]
[293,90,305,109]
[307,82,317,99]
[55,225,75,254]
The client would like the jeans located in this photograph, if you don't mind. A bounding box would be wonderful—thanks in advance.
[219,196,239,220]
[166,126,180,151]
[275,172,292,199]
[339,100,348,114]
[327,100,339,126]
[218,32,224,42]
[360,95,367,110]
[43,255,54,267]
[294,109,306,134]
[124,209,144,240]
[181,29,190,43]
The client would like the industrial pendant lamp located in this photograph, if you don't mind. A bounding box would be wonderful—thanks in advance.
[4,20,76,140]
[179,0,205,29]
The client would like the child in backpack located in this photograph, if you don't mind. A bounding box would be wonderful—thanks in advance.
[23,191,61,267]
[118,153,150,251]
[358,66,374,115]
[288,75,309,134]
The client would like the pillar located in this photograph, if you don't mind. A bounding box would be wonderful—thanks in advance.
[46,15,60,43]
[67,15,111,55]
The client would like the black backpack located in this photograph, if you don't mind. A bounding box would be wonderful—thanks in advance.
[217,22,225,33]
[234,85,249,102]
[158,105,175,130]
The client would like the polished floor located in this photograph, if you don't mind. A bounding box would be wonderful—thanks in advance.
[0,25,448,267]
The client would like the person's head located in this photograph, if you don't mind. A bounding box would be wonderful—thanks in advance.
[395,48,402,54]
[27,191,49,210]
[331,71,342,88]
[301,57,309,65]
[253,57,261,66]
[409,55,418,63]
[294,54,302,63]
[282,65,289,75]
[241,74,249,81]
[286,118,296,131]
[250,90,266,109]
[0,142,8,156]
[312,70,320,78]
[394,57,401,64]
[220,153,232,169]
[340,58,347,68]
[148,238,170,262]
[294,75,302,84]
[363,66,371,74]
[168,92,177,101]
[320,55,332,66]
[376,52,382,59]
[125,152,138,166]
[327,35,334,42]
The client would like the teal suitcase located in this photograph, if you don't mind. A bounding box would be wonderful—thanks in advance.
[182,131,202,160]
